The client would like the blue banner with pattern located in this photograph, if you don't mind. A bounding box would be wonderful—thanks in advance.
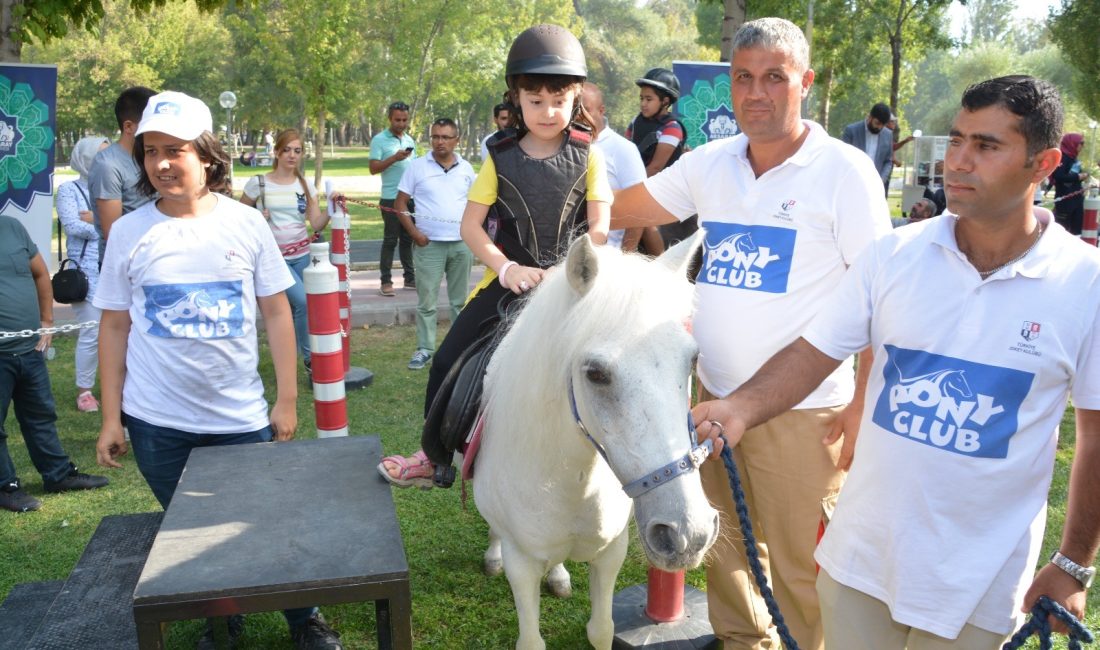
[672,61,739,149]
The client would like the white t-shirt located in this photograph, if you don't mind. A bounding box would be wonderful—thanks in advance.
[805,212,1100,638]
[864,125,880,159]
[396,152,476,241]
[480,133,493,162]
[93,195,295,433]
[242,174,318,259]
[594,127,647,249]
[645,120,892,405]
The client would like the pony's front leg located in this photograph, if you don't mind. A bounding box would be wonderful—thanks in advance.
[501,541,547,650]
[586,530,629,650]
[485,529,503,576]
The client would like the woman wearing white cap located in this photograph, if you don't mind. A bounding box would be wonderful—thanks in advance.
[91,91,342,650]
[56,135,109,412]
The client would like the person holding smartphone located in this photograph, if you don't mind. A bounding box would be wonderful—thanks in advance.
[369,102,418,296]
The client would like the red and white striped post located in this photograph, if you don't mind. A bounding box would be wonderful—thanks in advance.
[326,180,352,373]
[303,242,348,438]
[324,181,373,390]
[1082,194,1099,247]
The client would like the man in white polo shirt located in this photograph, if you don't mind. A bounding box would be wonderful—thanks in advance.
[612,17,891,650]
[395,117,476,370]
[579,82,646,249]
[694,75,1100,649]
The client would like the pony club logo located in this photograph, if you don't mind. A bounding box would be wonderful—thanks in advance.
[153,101,181,116]
[1021,321,1041,341]
[698,221,795,293]
[872,345,1034,459]
[143,281,245,339]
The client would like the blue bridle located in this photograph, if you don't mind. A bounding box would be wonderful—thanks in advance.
[568,380,713,499]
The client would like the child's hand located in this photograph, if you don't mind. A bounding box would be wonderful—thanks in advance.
[503,264,545,294]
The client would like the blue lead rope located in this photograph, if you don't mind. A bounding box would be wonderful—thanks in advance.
[714,435,1095,650]
[1001,596,1095,650]
[717,435,801,650]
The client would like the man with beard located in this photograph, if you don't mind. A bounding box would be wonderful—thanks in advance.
[842,102,895,196]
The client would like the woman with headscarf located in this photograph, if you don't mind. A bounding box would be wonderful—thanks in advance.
[1052,132,1089,235]
[56,135,109,412]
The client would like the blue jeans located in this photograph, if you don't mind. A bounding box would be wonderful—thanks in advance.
[285,254,311,364]
[124,414,316,628]
[0,349,74,486]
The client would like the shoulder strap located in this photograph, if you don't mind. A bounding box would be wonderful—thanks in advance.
[56,213,62,263]
[256,174,266,211]
[74,183,91,210]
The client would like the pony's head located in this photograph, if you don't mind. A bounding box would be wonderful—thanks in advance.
[493,232,718,570]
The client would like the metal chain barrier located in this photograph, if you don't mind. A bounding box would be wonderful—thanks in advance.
[0,320,98,340]
[1039,186,1090,207]
[334,194,457,225]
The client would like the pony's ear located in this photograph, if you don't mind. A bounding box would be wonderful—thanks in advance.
[565,234,599,296]
[655,228,705,277]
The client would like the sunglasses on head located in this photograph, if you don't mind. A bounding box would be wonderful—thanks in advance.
[388,102,410,112]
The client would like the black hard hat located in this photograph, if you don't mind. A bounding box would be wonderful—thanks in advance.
[505,24,587,79]
[636,67,680,101]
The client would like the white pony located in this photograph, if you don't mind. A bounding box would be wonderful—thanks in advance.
[471,233,719,650]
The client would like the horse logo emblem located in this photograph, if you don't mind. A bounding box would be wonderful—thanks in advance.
[143,281,245,339]
[1021,321,1040,341]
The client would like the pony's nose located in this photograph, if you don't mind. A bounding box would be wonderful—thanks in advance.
[645,520,688,555]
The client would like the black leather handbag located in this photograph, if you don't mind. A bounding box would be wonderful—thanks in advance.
[52,185,91,304]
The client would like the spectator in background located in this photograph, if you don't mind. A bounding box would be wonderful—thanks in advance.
[89,86,157,257]
[1,215,109,513]
[480,102,512,161]
[579,82,646,250]
[1052,132,1088,235]
[369,101,417,296]
[842,102,894,196]
[56,135,109,412]
[394,117,476,371]
[240,129,329,378]
[907,197,936,224]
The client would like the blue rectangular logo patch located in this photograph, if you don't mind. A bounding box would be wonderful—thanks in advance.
[143,281,245,339]
[698,222,795,294]
[871,345,1034,459]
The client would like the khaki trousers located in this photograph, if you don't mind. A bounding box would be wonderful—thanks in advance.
[816,570,1009,650]
[699,385,846,650]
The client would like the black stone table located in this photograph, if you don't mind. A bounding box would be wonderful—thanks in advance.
[132,436,411,649]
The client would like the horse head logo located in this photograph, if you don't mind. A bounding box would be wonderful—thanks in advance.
[895,365,973,401]
[704,232,756,266]
[153,290,215,322]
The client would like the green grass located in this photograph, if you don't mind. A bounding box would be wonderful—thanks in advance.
[2,328,1095,648]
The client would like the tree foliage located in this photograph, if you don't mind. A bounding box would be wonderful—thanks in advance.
[1050,0,1100,118]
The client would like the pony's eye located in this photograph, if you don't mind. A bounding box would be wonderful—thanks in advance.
[585,365,611,385]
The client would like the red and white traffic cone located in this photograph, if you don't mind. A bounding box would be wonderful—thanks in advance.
[325,181,373,390]
[303,242,348,438]
[1083,195,1099,247]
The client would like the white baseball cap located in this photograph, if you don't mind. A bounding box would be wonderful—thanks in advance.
[135,91,213,141]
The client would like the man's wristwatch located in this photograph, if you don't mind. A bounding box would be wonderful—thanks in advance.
[1050,551,1096,589]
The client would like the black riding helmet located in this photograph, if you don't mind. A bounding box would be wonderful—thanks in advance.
[636,67,681,103]
[505,24,588,80]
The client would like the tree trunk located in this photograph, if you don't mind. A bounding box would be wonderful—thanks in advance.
[313,111,325,192]
[816,66,833,131]
[720,0,747,62]
[889,0,906,112]
[0,0,22,62]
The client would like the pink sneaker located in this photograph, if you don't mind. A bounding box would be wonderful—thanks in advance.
[76,391,99,413]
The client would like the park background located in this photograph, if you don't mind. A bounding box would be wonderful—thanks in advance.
[1,0,1099,647]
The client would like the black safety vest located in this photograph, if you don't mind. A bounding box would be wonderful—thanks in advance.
[485,126,591,268]
[629,113,684,169]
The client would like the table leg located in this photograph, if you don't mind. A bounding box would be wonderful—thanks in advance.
[385,581,413,650]
[135,618,165,650]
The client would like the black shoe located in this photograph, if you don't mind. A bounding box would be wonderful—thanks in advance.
[43,468,109,493]
[196,614,245,649]
[0,480,41,512]
[289,612,343,650]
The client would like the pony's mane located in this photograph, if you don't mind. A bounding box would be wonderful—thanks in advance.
[484,246,696,450]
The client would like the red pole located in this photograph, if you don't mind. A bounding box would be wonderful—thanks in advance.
[1082,195,1099,247]
[303,242,348,438]
[644,568,686,623]
[327,180,352,373]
